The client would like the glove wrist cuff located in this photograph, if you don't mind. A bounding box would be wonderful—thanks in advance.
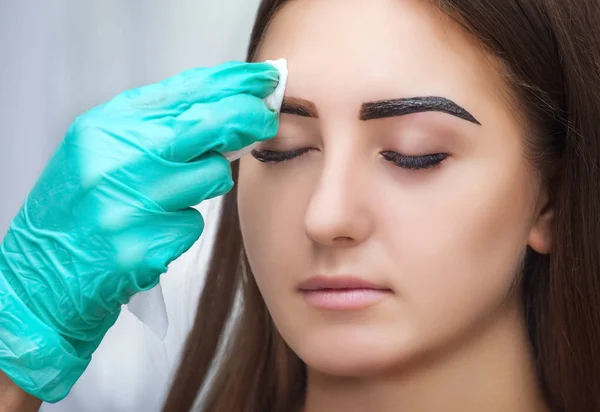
[0,269,89,403]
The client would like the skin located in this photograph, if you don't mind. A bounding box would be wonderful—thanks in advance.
[0,371,41,412]
[238,0,553,411]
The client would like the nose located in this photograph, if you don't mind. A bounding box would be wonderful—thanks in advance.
[303,151,373,247]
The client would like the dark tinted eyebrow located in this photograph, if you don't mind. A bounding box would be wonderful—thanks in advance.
[359,96,481,125]
[280,97,319,118]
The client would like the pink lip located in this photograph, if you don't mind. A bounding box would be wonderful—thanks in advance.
[298,276,392,310]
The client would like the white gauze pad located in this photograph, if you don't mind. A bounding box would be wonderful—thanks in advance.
[127,58,288,340]
[225,58,288,161]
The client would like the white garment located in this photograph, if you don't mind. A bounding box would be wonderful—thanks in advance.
[40,197,223,412]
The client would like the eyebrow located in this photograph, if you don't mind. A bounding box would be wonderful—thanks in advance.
[281,97,319,118]
[280,95,480,125]
[359,96,481,125]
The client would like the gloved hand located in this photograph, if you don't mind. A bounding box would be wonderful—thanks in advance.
[0,61,280,402]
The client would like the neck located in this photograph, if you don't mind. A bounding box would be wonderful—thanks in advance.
[303,299,549,412]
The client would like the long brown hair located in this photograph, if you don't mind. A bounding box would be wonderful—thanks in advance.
[163,1,600,411]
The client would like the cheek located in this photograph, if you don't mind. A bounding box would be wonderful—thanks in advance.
[237,157,315,295]
[376,152,536,337]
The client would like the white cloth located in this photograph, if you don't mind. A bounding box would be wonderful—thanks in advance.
[40,197,223,412]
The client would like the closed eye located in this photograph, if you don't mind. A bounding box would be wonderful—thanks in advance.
[251,148,312,163]
[381,151,449,170]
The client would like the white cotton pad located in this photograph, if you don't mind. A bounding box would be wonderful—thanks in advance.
[127,58,288,340]
[224,58,288,161]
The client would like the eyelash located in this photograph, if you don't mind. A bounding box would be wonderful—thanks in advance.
[380,151,449,170]
[251,148,312,163]
[251,149,449,170]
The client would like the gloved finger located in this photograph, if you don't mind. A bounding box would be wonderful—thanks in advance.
[159,93,279,163]
[126,207,205,290]
[111,61,280,112]
[149,153,233,212]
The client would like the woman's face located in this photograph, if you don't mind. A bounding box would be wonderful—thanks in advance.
[238,0,551,377]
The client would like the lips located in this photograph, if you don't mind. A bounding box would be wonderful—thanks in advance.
[298,275,392,310]
[298,275,390,291]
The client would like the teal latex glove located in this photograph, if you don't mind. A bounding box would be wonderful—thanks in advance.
[0,61,280,402]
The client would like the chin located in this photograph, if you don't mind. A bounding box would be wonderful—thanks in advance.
[303,349,400,378]
[293,332,415,378]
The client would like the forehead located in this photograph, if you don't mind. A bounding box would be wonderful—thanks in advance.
[254,0,505,115]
